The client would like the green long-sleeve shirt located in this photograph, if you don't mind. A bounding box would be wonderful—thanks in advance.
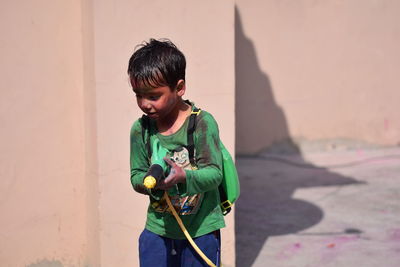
[130,104,225,239]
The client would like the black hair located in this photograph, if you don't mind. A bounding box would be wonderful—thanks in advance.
[127,38,186,90]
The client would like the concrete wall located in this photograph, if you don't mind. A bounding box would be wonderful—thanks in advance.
[4,0,398,265]
[236,0,400,155]
[0,0,235,266]
[92,0,235,266]
[0,0,91,266]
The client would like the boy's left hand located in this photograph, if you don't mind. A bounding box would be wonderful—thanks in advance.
[156,157,186,190]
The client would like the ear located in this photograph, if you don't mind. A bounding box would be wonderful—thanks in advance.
[176,79,186,97]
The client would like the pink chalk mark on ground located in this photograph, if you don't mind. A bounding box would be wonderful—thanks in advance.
[384,119,389,130]
[330,235,359,245]
[319,235,360,263]
[387,229,400,254]
[327,243,335,248]
[276,242,303,260]
[388,229,400,241]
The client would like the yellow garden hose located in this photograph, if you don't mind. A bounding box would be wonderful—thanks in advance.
[164,191,217,267]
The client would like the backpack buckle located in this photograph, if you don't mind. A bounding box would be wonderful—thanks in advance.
[221,200,232,210]
[191,110,201,115]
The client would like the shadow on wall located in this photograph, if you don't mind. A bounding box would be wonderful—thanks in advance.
[234,10,297,156]
[234,6,363,267]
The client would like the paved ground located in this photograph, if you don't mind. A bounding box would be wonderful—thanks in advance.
[235,146,400,267]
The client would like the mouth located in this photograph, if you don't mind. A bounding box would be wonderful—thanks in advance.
[146,112,158,118]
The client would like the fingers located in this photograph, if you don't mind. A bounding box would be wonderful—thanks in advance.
[161,169,176,185]
[133,184,150,195]
[163,157,176,167]
[156,169,180,190]
[155,168,175,190]
[156,179,171,190]
[155,158,186,190]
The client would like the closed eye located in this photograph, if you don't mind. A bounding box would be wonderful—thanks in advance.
[148,95,160,101]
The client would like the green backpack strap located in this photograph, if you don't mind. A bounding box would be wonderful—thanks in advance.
[141,115,152,164]
[187,108,201,166]
[186,107,233,215]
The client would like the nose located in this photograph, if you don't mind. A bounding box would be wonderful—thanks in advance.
[139,98,152,111]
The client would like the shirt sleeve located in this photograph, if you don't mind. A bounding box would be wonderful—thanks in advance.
[184,112,223,195]
[130,119,163,199]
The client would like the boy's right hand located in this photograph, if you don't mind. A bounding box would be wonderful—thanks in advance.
[133,184,150,195]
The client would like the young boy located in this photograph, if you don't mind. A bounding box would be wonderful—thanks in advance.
[128,39,225,267]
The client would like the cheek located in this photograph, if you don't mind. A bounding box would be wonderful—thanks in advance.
[155,97,171,110]
[166,95,177,107]
[136,98,143,108]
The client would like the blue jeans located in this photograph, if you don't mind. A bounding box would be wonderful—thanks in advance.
[139,229,221,267]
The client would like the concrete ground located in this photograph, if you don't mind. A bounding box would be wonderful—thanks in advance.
[235,146,400,267]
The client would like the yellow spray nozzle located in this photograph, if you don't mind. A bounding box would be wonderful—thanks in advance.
[143,175,157,189]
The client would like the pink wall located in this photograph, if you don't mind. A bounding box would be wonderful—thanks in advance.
[92,1,235,266]
[3,0,397,265]
[0,0,235,266]
[0,0,90,266]
[236,0,400,154]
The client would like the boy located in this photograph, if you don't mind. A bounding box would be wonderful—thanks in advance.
[128,39,225,267]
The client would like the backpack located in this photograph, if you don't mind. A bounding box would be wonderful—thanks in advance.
[141,105,240,215]
[186,107,240,215]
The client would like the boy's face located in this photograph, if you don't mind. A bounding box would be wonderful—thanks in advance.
[132,80,185,121]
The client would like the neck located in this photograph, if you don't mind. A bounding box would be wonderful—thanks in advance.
[157,100,191,135]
